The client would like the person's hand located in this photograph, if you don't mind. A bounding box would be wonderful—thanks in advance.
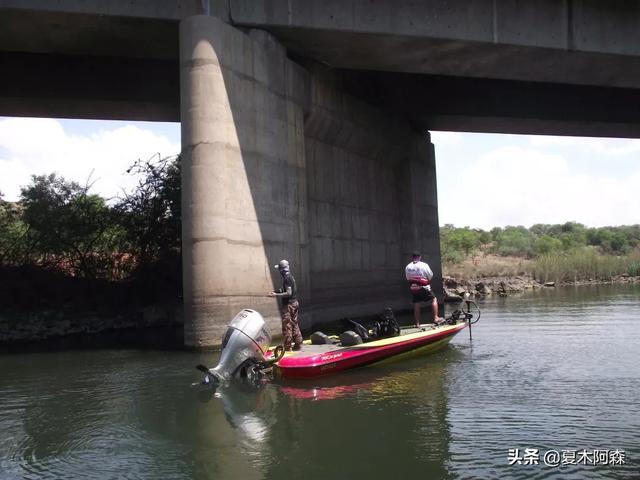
[267,292,276,297]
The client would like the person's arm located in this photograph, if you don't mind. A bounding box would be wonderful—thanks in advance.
[424,263,433,281]
[270,286,292,297]
[268,277,293,297]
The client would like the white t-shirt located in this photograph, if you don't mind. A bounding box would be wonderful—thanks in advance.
[405,261,433,283]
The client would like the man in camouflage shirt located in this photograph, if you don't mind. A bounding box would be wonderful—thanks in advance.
[268,259,302,351]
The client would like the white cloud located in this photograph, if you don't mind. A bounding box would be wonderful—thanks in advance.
[2,121,637,230]
[438,145,640,229]
[529,135,640,156]
[0,118,180,201]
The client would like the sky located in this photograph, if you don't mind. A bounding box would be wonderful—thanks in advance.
[0,117,181,203]
[430,131,640,229]
[1,116,639,230]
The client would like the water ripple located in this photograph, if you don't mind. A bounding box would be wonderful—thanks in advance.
[1,285,639,479]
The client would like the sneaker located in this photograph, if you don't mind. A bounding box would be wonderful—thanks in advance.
[292,344,302,351]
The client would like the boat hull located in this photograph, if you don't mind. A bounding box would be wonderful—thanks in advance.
[272,322,467,379]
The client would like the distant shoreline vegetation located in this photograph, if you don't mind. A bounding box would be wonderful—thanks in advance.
[0,155,182,309]
[2,166,639,292]
[441,223,640,283]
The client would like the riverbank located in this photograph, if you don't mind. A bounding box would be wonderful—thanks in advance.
[0,265,183,347]
[442,254,640,301]
[0,303,183,347]
[2,258,638,346]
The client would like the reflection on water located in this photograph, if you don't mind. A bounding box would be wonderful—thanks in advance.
[200,351,457,480]
[1,284,639,479]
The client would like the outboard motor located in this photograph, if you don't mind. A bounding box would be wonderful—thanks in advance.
[204,309,272,384]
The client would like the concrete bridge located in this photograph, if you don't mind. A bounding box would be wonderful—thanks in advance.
[2,0,639,346]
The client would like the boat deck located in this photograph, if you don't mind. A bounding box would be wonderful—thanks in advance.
[274,324,452,359]
[270,321,467,378]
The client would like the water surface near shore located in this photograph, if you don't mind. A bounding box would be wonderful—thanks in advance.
[1,285,638,479]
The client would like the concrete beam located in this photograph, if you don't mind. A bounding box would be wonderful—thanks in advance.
[229,0,640,89]
[341,71,640,138]
[231,0,640,56]
[0,51,179,121]
[0,0,204,20]
[3,49,638,137]
[0,8,179,59]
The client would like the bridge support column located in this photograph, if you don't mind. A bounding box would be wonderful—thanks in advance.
[398,136,443,305]
[179,15,308,347]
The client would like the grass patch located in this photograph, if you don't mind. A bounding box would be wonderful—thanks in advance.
[532,247,640,283]
[627,261,640,277]
[444,254,533,279]
[444,248,640,283]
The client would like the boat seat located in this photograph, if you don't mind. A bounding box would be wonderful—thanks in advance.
[310,331,333,345]
[339,330,363,346]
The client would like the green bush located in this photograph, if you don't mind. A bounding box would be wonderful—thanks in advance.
[442,250,464,265]
[492,226,534,257]
[0,155,181,282]
[440,223,640,261]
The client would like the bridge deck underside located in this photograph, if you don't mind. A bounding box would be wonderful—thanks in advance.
[0,5,639,137]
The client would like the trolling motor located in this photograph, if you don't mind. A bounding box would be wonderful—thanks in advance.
[196,309,283,385]
[445,292,481,339]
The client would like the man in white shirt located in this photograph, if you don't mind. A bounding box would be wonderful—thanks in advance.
[405,251,444,328]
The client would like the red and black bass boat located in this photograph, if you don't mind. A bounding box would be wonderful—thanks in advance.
[267,321,467,379]
[197,302,479,383]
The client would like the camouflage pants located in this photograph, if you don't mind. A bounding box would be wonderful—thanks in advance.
[281,300,302,350]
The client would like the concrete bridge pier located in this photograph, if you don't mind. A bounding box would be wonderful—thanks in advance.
[180,14,442,348]
[180,15,309,347]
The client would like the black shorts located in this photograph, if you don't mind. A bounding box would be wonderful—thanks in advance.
[411,287,435,304]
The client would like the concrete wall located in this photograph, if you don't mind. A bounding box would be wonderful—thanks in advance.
[180,15,309,347]
[180,16,442,346]
[303,66,442,328]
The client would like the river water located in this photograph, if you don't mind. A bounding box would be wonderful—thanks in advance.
[1,285,638,479]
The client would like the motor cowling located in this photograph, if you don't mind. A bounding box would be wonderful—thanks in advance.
[207,309,272,383]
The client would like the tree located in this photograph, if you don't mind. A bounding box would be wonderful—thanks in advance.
[530,223,551,236]
[490,226,503,241]
[493,226,533,257]
[454,228,480,257]
[477,229,491,245]
[440,225,481,261]
[609,232,627,254]
[0,193,28,264]
[534,235,562,255]
[115,154,182,268]
[558,222,587,250]
[19,173,125,278]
